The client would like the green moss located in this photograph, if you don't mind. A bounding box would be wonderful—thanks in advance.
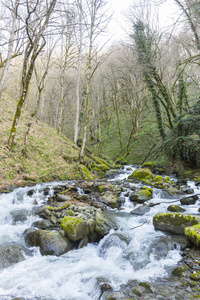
[57,203,70,210]
[185,224,200,247]
[139,282,151,290]
[172,266,188,276]
[167,205,185,212]
[190,281,197,287]
[141,161,156,171]
[66,210,74,216]
[79,164,94,180]
[190,271,200,281]
[98,186,104,193]
[139,188,152,198]
[44,206,54,210]
[132,289,142,297]
[153,213,200,227]
[128,168,153,181]
[60,216,89,241]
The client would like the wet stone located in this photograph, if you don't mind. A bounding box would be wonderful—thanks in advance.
[10,209,28,224]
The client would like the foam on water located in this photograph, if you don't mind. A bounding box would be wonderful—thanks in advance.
[0,169,193,299]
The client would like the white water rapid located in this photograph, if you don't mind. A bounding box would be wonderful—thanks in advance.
[0,167,199,300]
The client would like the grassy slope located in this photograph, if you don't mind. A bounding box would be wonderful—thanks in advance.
[0,93,86,188]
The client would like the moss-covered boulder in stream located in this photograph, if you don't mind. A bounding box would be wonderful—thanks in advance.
[24,228,72,256]
[60,216,89,241]
[185,224,200,248]
[153,213,200,235]
[95,211,118,237]
[128,168,182,195]
[128,168,153,181]
[167,205,186,212]
[129,187,153,203]
[100,191,120,208]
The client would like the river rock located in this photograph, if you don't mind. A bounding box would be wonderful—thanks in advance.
[150,238,169,259]
[153,213,200,234]
[180,195,198,205]
[78,236,88,249]
[24,228,72,256]
[0,243,29,269]
[32,219,53,229]
[185,224,200,247]
[57,194,72,202]
[60,216,89,241]
[100,191,120,208]
[95,211,118,237]
[129,187,152,203]
[128,168,153,181]
[10,209,28,224]
[131,205,150,215]
[98,233,128,258]
[167,205,186,212]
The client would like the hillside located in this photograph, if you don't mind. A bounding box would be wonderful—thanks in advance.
[0,94,113,189]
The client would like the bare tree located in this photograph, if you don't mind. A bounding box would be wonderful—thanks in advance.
[8,0,57,149]
[79,0,109,159]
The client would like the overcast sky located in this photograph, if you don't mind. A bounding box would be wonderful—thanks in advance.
[106,0,179,44]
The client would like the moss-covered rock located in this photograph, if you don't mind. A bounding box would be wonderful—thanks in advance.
[185,224,200,248]
[129,187,153,203]
[101,191,120,208]
[172,265,189,276]
[180,195,198,205]
[128,168,153,181]
[24,228,72,256]
[95,211,118,237]
[190,271,200,281]
[128,168,181,195]
[141,161,156,172]
[153,213,200,235]
[167,205,186,212]
[60,216,89,241]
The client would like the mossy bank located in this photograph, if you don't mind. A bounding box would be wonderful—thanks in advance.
[0,93,115,190]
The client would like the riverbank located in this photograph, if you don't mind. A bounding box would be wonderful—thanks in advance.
[1,167,200,299]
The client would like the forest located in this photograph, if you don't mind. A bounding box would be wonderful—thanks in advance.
[2,2,200,299]
[1,0,200,180]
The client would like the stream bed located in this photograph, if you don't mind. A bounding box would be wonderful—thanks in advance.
[0,166,200,299]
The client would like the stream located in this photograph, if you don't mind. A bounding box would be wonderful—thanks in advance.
[0,166,199,300]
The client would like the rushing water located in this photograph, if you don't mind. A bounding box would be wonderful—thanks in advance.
[0,166,199,300]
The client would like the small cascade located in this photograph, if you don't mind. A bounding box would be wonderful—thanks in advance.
[0,167,195,299]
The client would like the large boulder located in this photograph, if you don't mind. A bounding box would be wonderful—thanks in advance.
[101,191,120,208]
[0,243,29,269]
[95,211,118,237]
[185,224,200,247]
[129,187,152,203]
[128,168,153,181]
[153,213,200,235]
[24,228,72,256]
[60,216,89,241]
[180,195,198,205]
